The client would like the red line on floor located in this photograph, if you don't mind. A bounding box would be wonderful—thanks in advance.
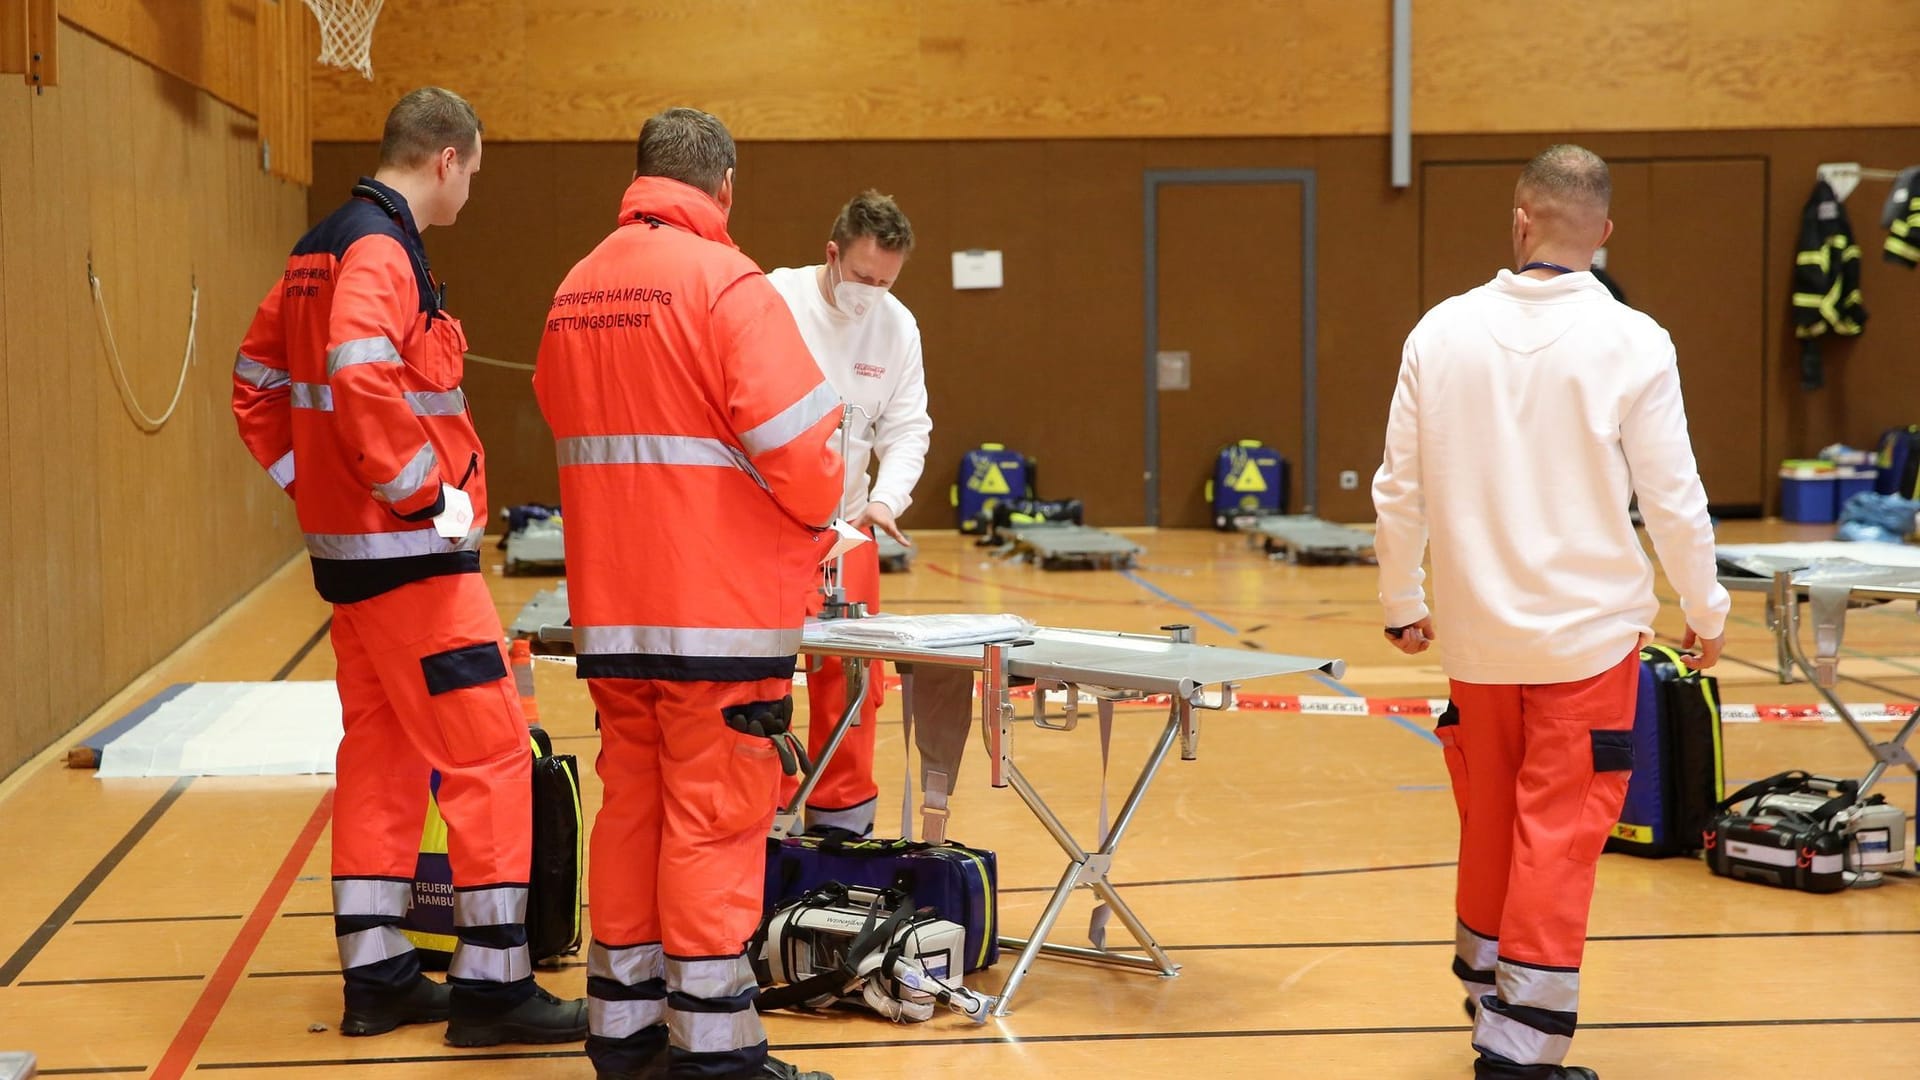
[150,789,334,1080]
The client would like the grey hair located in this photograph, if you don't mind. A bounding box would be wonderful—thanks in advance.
[634,107,736,196]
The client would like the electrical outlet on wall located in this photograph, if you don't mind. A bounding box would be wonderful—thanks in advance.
[1339,470,1359,491]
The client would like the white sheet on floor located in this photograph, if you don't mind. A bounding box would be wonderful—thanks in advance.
[95,681,342,778]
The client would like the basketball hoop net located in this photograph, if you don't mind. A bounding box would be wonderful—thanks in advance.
[304,0,386,80]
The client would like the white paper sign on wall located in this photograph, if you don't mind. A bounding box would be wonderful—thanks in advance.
[951,249,1004,290]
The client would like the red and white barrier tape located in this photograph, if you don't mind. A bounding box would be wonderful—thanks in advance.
[761,670,1910,724]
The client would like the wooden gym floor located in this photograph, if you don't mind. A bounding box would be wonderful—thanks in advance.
[1,521,1916,1079]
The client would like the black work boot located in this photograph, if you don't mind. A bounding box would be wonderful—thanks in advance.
[340,974,451,1036]
[445,984,588,1047]
[760,1055,834,1080]
[1475,1061,1597,1080]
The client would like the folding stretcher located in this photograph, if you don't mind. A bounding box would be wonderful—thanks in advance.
[512,595,1345,1016]
[1717,549,1920,801]
[998,522,1142,570]
[502,518,567,575]
[1244,514,1377,565]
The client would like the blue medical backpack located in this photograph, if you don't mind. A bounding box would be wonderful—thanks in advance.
[952,443,1030,533]
[1605,645,1724,859]
[1874,425,1920,498]
[763,833,999,973]
[1206,440,1287,530]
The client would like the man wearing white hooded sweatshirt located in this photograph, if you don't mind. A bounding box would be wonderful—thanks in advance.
[1371,145,1729,1080]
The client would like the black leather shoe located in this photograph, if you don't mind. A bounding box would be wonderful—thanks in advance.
[445,984,588,1047]
[761,1055,834,1080]
[340,975,451,1037]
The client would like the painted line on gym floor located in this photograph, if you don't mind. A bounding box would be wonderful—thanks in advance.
[998,859,1457,895]
[18,973,206,987]
[269,617,333,682]
[921,561,1148,607]
[38,1068,150,1076]
[0,776,194,987]
[1103,927,1920,952]
[244,969,337,979]
[194,1013,1920,1067]
[72,914,244,927]
[1118,570,1238,635]
[151,790,335,1080]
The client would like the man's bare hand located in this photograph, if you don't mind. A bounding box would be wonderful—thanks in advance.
[1385,616,1436,655]
[852,500,910,546]
[1681,626,1724,670]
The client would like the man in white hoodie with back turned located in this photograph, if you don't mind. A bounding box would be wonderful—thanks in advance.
[1371,145,1729,1080]
[767,190,932,837]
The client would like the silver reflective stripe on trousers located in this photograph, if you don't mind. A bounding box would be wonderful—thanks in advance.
[667,1008,764,1055]
[590,941,664,986]
[450,942,533,983]
[327,336,402,377]
[1496,961,1580,1014]
[454,885,528,928]
[575,624,800,659]
[556,433,741,469]
[804,797,876,838]
[291,382,334,411]
[1473,1005,1573,1067]
[333,878,412,918]
[372,443,439,505]
[591,997,666,1040]
[666,956,756,1001]
[305,526,485,561]
[738,381,841,457]
[234,353,290,390]
[1456,920,1497,997]
[338,926,413,970]
[267,450,296,490]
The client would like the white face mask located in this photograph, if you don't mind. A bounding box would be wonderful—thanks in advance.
[829,257,888,320]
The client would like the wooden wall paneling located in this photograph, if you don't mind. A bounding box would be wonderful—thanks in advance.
[1643,159,1768,508]
[57,27,105,711]
[2,80,53,755]
[0,74,18,765]
[0,0,26,78]
[1313,136,1421,525]
[25,0,53,85]
[91,36,137,681]
[1154,181,1304,528]
[60,0,256,112]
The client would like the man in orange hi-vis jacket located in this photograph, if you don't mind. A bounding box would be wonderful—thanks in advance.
[232,88,585,1047]
[534,108,844,1080]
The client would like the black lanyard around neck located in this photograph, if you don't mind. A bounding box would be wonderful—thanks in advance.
[1518,260,1582,275]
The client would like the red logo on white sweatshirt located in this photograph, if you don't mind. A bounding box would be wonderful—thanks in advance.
[853,363,887,379]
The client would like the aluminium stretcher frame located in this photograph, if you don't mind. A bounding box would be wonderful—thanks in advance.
[513,591,1345,1016]
[1719,562,1920,801]
[998,522,1143,570]
[1244,514,1377,565]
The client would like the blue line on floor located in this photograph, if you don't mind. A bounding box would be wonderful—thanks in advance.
[1119,570,1238,635]
[1397,784,1451,792]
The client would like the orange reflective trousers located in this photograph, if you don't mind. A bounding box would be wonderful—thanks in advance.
[329,573,534,1010]
[1440,648,1639,1078]
[785,538,884,835]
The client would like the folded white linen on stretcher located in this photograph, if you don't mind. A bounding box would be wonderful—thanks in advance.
[803,613,1034,649]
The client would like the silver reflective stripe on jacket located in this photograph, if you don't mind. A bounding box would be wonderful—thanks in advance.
[327,336,402,377]
[556,433,741,469]
[267,450,296,490]
[291,382,334,411]
[371,443,438,504]
[333,878,412,918]
[454,885,528,928]
[738,381,841,457]
[304,526,484,561]
[234,353,290,390]
[405,389,468,416]
[575,624,801,659]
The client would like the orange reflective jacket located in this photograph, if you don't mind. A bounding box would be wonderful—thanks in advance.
[534,176,843,681]
[233,178,488,603]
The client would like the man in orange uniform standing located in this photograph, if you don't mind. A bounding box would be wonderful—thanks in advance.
[534,108,843,1080]
[1372,145,1727,1080]
[232,87,586,1047]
